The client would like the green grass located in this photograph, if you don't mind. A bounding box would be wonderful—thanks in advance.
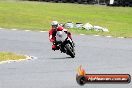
[0,52,26,62]
[0,1,132,37]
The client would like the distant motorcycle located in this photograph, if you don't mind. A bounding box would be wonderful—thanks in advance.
[55,31,75,58]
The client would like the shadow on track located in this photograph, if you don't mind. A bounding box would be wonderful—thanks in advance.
[49,57,72,59]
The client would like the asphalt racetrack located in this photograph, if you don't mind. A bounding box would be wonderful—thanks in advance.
[0,29,132,88]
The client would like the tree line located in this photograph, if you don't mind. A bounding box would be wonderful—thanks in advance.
[24,0,132,7]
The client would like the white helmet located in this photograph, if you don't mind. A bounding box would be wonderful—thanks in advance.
[51,21,59,26]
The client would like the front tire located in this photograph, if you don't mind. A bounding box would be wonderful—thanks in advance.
[65,44,75,58]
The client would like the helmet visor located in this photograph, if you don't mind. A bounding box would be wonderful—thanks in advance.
[52,25,58,29]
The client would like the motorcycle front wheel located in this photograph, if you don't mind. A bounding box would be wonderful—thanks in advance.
[65,44,75,58]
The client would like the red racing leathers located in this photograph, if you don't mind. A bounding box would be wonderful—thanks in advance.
[49,26,72,50]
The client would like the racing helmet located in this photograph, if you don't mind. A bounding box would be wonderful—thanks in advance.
[51,21,59,29]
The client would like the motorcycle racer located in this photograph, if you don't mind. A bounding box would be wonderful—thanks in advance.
[49,21,73,50]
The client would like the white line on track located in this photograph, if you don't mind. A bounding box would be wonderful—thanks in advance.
[25,30,31,32]
[118,37,124,38]
[80,34,85,35]
[106,36,112,38]
[94,35,100,36]
[40,31,47,32]
[0,28,4,30]
[11,29,17,31]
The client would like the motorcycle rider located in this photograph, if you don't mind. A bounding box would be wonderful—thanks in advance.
[49,21,73,50]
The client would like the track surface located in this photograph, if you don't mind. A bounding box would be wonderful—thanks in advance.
[0,29,132,88]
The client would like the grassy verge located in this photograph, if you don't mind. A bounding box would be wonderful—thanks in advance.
[0,52,26,62]
[0,1,132,37]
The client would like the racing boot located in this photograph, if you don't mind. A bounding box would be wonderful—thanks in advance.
[52,45,60,51]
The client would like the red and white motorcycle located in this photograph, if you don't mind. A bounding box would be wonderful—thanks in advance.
[55,31,75,58]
